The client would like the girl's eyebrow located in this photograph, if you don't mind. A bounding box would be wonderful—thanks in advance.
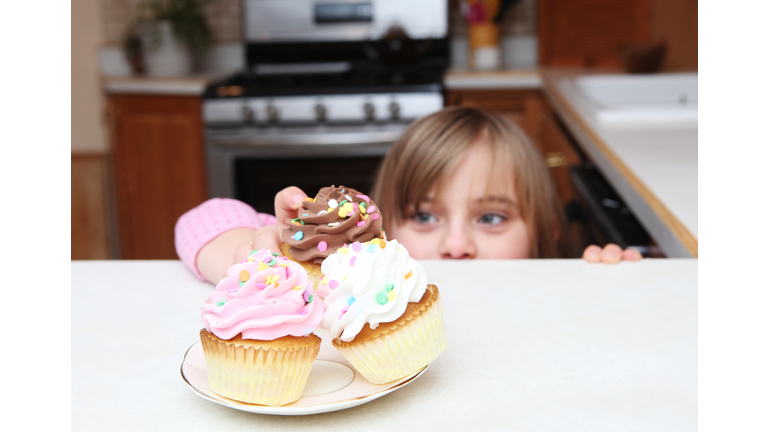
[472,196,518,207]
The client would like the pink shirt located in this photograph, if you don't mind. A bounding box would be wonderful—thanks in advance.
[174,198,277,282]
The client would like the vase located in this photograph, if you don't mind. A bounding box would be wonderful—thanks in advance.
[142,20,193,77]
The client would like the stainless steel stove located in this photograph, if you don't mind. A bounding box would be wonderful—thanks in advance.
[203,0,448,213]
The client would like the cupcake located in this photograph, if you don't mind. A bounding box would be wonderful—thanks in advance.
[199,248,323,406]
[317,239,446,384]
[281,185,385,287]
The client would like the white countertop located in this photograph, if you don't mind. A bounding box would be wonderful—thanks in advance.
[72,259,697,431]
[102,73,232,96]
[541,69,698,258]
[444,68,542,90]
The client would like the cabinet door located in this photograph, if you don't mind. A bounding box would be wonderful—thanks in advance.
[110,95,208,259]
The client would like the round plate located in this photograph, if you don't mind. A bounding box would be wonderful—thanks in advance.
[180,328,429,415]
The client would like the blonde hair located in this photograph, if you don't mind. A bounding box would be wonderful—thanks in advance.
[371,106,570,258]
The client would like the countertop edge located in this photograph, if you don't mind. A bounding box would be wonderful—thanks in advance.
[540,69,698,258]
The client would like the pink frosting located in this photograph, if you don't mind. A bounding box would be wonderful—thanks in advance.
[201,248,323,340]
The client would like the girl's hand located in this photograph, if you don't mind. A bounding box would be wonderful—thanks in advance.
[582,243,642,264]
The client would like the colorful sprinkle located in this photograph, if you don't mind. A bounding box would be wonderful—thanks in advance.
[329,279,339,289]
[268,259,277,266]
[357,220,366,227]
[259,263,269,271]
[262,257,272,263]
[345,194,353,201]
[294,231,304,240]
[308,295,314,303]
[356,194,370,203]
[265,275,279,286]
[317,241,328,252]
[328,222,340,227]
[350,256,357,267]
[217,301,225,306]
[339,199,348,206]
[305,197,315,202]
[299,309,309,315]
[360,205,367,214]
[348,297,355,305]
[226,288,238,293]
[247,256,254,263]
[328,199,339,208]
[239,281,245,287]
[302,213,308,216]
[352,241,362,251]
[293,285,303,290]
[376,292,388,305]
[338,247,349,254]
[367,205,376,213]
[405,270,413,279]
[239,270,250,282]
[318,210,328,216]
[367,244,376,253]
[303,290,311,302]
[255,283,266,290]
[387,290,396,302]
[272,252,280,256]
[385,283,394,292]
[320,276,329,285]
[372,213,380,220]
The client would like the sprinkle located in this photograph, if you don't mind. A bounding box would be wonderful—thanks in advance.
[259,263,269,271]
[339,199,348,206]
[341,189,345,193]
[367,244,376,253]
[265,275,279,286]
[367,205,376,213]
[217,301,225,306]
[328,199,339,208]
[302,213,309,216]
[360,201,367,209]
[279,263,290,267]
[405,270,413,279]
[239,270,250,282]
[317,241,328,252]
[356,194,370,203]
[351,241,362,251]
[357,220,366,227]
[247,256,254,262]
[360,205,367,214]
[294,231,304,240]
[376,292,388,305]
[320,276,329,285]
[318,210,328,216]
[338,247,349,254]
[303,290,311,302]
[348,297,356,305]
[293,221,302,226]
[328,222,340,227]
[262,257,272,263]
[299,309,309,315]
[327,208,333,212]
[272,252,280,256]
[293,285,303,290]
[308,294,314,303]
[387,290,396,302]
[255,283,266,290]
[304,197,315,202]
[239,281,245,287]
[329,279,339,290]
[268,259,277,266]
[369,238,380,246]
[226,288,238,293]
[372,213,380,220]
[339,308,347,319]
[350,256,357,267]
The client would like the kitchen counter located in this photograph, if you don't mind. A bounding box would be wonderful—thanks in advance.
[102,74,230,96]
[444,68,542,90]
[540,69,698,258]
[72,259,697,431]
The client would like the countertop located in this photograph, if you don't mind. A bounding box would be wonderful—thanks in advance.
[443,68,542,90]
[102,74,230,96]
[540,69,698,258]
[72,259,697,431]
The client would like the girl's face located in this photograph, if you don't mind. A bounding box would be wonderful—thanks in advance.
[389,142,532,260]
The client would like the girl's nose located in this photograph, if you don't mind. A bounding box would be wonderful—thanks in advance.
[439,224,477,259]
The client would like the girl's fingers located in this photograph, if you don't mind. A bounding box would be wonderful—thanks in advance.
[251,225,281,254]
[582,245,602,262]
[600,243,623,264]
[622,248,643,261]
[275,187,308,235]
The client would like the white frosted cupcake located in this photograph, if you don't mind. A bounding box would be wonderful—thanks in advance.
[316,239,446,384]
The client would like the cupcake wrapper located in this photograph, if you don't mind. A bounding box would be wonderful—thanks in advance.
[333,294,447,384]
[199,331,320,406]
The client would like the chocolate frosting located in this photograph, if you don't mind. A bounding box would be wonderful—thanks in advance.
[282,186,385,264]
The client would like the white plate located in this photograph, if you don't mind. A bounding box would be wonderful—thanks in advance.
[180,328,429,415]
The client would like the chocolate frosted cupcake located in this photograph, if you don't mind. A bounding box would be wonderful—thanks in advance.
[281,185,385,286]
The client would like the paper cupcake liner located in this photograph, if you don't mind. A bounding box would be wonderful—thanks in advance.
[332,290,447,384]
[199,330,320,406]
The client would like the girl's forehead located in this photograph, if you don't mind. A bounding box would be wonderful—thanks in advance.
[429,143,517,204]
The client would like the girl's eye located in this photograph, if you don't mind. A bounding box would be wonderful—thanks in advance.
[478,213,506,225]
[413,211,437,224]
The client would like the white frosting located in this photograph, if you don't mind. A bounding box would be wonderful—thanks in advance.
[319,239,427,342]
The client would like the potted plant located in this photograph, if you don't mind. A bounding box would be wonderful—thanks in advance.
[123,0,214,76]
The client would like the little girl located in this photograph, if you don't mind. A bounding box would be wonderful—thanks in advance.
[176,107,640,283]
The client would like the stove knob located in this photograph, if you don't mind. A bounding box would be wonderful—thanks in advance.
[266,104,279,122]
[389,102,400,120]
[315,104,327,122]
[242,105,255,122]
[363,102,375,121]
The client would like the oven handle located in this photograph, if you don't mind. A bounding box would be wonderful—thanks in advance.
[206,130,403,147]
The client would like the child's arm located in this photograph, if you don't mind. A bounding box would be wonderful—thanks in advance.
[582,244,642,264]
[174,198,277,284]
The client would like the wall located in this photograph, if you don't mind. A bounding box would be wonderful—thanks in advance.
[73,0,108,153]
[652,0,698,71]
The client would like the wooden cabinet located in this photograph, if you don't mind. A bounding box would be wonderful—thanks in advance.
[109,95,208,259]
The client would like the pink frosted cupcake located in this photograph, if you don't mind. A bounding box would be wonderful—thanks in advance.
[199,248,323,406]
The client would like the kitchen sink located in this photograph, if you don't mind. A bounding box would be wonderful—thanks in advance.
[561,73,698,125]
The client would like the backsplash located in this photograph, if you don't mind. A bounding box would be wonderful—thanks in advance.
[101,0,536,46]
[101,0,242,45]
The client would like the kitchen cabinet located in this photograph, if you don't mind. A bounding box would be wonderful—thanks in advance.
[108,95,208,259]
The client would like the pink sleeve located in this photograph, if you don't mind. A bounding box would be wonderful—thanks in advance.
[174,198,277,281]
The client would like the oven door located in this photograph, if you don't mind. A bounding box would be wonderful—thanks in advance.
[205,124,405,214]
